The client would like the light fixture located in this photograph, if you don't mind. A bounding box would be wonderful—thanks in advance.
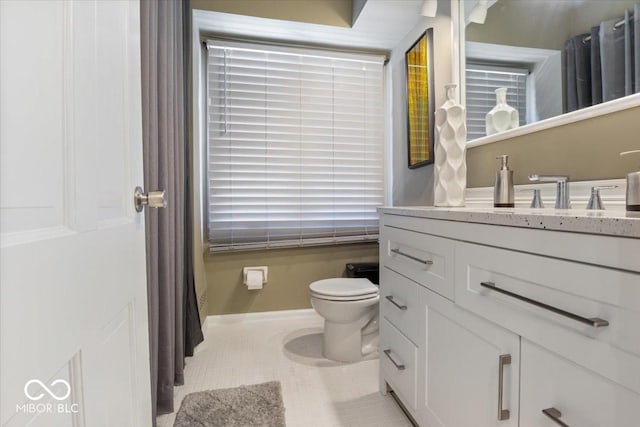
[468,0,488,24]
[421,0,438,17]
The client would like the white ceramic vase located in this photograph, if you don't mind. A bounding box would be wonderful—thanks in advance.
[434,84,467,207]
[485,87,519,135]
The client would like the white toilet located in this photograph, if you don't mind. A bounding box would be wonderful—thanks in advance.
[309,277,379,363]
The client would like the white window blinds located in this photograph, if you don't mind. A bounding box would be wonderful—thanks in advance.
[465,63,528,140]
[206,40,385,251]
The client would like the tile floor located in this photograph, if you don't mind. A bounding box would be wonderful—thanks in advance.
[156,310,412,427]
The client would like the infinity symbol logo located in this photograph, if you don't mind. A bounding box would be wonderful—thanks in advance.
[24,379,71,401]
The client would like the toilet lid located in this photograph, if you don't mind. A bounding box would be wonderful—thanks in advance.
[309,278,378,298]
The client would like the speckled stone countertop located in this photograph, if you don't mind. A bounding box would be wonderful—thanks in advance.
[379,207,640,238]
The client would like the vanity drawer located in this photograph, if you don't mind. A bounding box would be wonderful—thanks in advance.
[381,225,455,300]
[520,339,640,427]
[380,267,419,344]
[455,241,640,391]
[380,318,418,411]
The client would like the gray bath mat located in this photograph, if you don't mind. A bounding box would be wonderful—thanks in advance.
[173,381,286,427]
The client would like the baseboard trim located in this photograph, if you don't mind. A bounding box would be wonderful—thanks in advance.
[201,317,208,337]
[205,308,320,328]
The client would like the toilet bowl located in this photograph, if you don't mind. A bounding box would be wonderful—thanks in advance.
[309,278,379,363]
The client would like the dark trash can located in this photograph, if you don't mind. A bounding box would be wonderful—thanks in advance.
[345,262,379,285]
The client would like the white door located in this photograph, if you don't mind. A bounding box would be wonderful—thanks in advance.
[1,1,151,426]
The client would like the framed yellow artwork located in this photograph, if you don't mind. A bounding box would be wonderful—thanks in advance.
[406,29,435,169]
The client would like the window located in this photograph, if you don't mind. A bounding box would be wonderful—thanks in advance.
[206,40,385,251]
[465,62,528,140]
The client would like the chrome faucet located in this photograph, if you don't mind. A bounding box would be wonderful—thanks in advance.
[586,185,618,210]
[528,175,570,209]
[529,188,544,209]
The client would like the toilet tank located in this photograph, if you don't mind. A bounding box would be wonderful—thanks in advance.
[345,262,379,285]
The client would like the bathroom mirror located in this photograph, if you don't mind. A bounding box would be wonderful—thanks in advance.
[459,0,640,145]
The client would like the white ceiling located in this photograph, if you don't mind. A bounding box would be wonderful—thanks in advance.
[194,0,424,52]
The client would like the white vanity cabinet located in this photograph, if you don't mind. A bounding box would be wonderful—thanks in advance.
[380,217,520,427]
[379,210,640,427]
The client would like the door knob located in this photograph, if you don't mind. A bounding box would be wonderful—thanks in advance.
[134,186,167,212]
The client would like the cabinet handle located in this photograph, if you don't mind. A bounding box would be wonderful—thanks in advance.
[383,349,406,371]
[497,354,511,421]
[480,282,609,328]
[542,408,570,427]
[390,248,434,265]
[385,295,407,311]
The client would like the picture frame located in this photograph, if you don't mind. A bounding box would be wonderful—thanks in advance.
[405,28,435,169]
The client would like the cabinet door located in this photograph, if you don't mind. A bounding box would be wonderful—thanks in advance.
[520,339,640,427]
[418,288,520,427]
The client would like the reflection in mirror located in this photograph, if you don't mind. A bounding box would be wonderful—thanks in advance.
[463,0,640,141]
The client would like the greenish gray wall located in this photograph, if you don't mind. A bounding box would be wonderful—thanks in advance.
[569,1,638,35]
[191,0,353,27]
[206,243,379,315]
[465,0,569,50]
[465,0,637,51]
[466,106,640,188]
[391,0,453,206]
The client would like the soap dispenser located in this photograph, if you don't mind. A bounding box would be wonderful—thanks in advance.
[494,155,514,208]
[621,150,640,211]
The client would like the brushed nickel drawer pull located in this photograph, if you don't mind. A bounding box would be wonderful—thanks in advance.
[383,349,406,370]
[390,248,433,265]
[542,408,570,427]
[480,282,609,328]
[385,295,407,311]
[497,354,511,421]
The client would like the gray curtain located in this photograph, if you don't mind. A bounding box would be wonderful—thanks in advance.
[140,0,203,421]
[565,34,592,111]
[600,17,627,102]
[565,6,639,111]
[624,9,635,95]
[564,36,577,111]
[636,5,640,90]
[590,25,602,105]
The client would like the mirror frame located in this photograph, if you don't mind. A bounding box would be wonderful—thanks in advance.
[453,0,640,149]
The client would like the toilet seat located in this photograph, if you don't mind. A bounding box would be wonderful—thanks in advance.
[310,291,379,302]
[309,278,378,301]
